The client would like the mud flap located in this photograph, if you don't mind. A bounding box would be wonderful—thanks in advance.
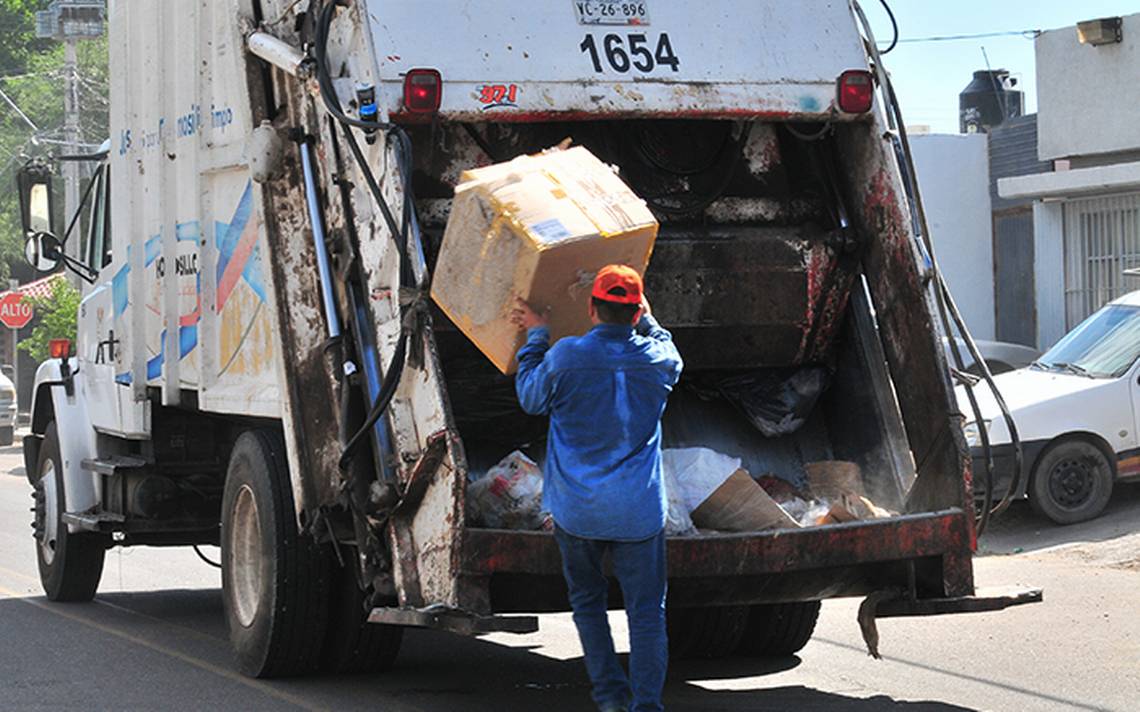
[858,585,1042,658]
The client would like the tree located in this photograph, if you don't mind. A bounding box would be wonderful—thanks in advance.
[0,1,108,281]
[17,275,79,361]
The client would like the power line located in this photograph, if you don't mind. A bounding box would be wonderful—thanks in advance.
[898,29,1041,44]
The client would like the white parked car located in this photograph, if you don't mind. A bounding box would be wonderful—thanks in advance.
[0,366,15,445]
[960,290,1140,524]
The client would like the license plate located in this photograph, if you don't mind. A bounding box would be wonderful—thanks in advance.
[573,0,651,26]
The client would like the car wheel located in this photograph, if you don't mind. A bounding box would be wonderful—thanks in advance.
[34,422,107,601]
[1030,439,1113,525]
[0,426,14,446]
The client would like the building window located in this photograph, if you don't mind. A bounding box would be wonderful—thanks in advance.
[1063,193,1140,329]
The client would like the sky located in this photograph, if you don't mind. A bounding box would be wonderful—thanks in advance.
[860,0,1140,133]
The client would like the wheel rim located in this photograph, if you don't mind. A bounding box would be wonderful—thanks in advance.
[230,484,263,628]
[38,460,59,566]
[1048,457,1096,509]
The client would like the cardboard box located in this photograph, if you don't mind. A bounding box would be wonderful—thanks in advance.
[431,146,658,374]
[690,469,801,532]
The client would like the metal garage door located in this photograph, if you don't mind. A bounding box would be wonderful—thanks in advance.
[1063,192,1140,329]
[993,209,1037,346]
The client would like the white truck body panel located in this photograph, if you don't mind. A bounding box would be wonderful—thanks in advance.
[103,0,280,433]
[368,0,868,120]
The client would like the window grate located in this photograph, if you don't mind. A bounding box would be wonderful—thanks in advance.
[1062,192,1140,329]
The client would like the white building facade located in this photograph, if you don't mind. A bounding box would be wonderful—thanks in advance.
[999,13,1140,350]
[911,133,995,340]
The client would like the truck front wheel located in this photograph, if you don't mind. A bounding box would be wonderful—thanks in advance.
[221,429,329,678]
[34,422,106,601]
[735,601,821,657]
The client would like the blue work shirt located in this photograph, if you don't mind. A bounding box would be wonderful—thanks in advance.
[515,315,683,541]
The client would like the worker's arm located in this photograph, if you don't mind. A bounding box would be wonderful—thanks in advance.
[515,326,557,415]
[635,295,684,385]
[512,298,556,415]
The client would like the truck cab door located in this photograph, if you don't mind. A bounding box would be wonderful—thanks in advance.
[78,166,137,435]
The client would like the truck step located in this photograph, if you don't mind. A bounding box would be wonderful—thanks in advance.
[62,511,126,531]
[81,455,150,476]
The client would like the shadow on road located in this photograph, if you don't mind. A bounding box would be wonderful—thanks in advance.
[0,588,980,711]
[978,481,1140,556]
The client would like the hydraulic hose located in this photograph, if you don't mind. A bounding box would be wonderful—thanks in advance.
[313,0,431,468]
[851,1,1022,533]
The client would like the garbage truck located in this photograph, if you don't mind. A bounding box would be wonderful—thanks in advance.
[18,0,1039,677]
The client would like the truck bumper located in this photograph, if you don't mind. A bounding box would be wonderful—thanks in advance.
[461,509,979,613]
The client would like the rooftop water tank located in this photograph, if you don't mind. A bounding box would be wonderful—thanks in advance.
[959,70,1024,134]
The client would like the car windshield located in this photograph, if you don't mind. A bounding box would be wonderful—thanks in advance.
[1036,304,1140,378]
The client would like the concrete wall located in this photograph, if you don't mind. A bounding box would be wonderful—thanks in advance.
[1037,12,1140,161]
[1033,201,1066,350]
[911,133,995,340]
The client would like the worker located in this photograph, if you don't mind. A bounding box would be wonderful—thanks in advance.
[511,264,683,712]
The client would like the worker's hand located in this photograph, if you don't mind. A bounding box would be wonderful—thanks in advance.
[639,294,652,317]
[510,297,549,331]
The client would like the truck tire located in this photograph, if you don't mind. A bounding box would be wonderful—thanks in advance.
[0,426,14,446]
[321,556,403,674]
[667,605,748,659]
[1030,439,1113,525]
[735,601,821,657]
[221,429,329,678]
[34,422,106,601]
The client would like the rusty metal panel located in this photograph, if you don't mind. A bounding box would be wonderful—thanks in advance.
[645,225,858,368]
[236,5,345,514]
[834,120,974,520]
[463,510,971,579]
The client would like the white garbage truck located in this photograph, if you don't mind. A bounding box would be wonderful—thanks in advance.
[18,0,1037,678]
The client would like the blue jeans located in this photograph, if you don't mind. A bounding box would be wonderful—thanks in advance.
[554,526,668,712]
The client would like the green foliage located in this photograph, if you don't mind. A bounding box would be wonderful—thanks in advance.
[18,276,79,362]
[0,1,108,281]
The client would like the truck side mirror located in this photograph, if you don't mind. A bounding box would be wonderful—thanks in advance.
[16,161,56,237]
[24,231,63,273]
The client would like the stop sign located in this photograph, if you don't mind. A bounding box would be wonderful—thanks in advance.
[0,293,33,329]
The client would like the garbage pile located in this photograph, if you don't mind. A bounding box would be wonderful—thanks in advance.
[466,451,552,531]
[467,448,897,534]
[667,451,898,534]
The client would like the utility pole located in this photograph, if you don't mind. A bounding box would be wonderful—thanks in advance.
[35,1,105,263]
[62,38,79,262]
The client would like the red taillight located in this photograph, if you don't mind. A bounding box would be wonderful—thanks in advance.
[403,68,442,113]
[49,338,71,360]
[837,70,874,114]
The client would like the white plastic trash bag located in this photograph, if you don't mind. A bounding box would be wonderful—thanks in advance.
[662,448,742,513]
[467,451,548,530]
[663,464,697,536]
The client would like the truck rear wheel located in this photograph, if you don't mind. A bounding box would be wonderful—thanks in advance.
[34,422,106,601]
[667,605,748,659]
[221,429,329,678]
[735,601,821,657]
[321,555,403,674]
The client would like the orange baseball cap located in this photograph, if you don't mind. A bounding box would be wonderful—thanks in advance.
[591,264,643,305]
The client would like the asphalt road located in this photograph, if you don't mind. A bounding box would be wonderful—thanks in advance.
[2,435,1138,711]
